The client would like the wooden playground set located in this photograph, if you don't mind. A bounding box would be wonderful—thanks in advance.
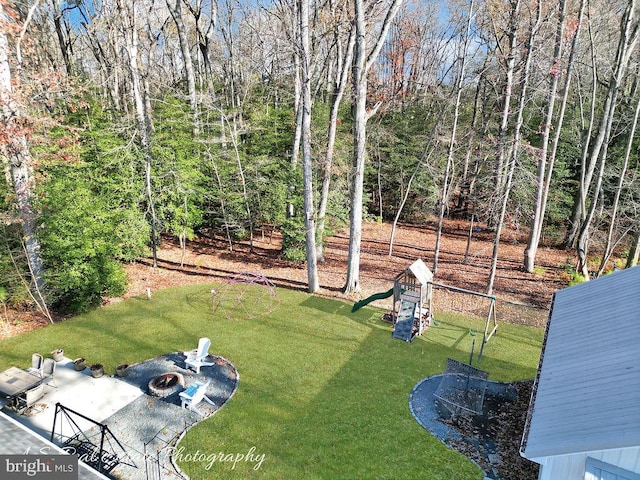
[352,259,498,361]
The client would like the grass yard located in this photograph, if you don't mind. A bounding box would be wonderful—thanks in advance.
[0,284,544,479]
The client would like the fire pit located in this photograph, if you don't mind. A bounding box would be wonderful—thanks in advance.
[148,372,185,398]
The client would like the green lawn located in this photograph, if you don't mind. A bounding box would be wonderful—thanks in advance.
[0,284,544,479]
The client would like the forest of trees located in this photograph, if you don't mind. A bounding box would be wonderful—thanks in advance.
[1,0,640,314]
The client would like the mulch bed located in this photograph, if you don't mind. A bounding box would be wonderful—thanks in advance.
[3,219,572,338]
[443,380,539,480]
[117,219,571,326]
[410,374,539,480]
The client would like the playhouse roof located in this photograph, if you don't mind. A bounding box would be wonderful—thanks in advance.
[521,266,640,460]
[397,259,433,285]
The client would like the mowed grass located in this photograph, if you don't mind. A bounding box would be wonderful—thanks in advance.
[0,285,544,479]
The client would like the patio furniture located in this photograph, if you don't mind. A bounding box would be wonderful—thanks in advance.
[27,353,44,377]
[185,337,214,373]
[0,366,45,413]
[42,357,57,388]
[15,383,45,412]
[179,381,215,415]
[0,367,44,398]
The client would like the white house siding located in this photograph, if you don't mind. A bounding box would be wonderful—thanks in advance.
[522,266,640,460]
[533,447,640,480]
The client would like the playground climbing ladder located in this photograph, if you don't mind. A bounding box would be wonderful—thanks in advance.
[393,297,417,342]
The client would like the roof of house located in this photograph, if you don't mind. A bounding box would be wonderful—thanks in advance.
[521,266,640,460]
[0,412,110,480]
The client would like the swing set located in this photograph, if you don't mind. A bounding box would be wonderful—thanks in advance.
[427,281,498,362]
[385,259,498,360]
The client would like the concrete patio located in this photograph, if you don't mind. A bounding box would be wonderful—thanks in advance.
[2,357,143,441]
[0,353,238,480]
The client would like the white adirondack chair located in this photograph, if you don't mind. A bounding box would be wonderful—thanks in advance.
[185,337,215,373]
[179,381,215,415]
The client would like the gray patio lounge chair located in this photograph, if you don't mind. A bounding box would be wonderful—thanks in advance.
[42,357,57,388]
[27,353,44,377]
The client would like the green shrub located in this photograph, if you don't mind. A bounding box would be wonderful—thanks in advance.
[568,271,586,286]
[281,216,306,262]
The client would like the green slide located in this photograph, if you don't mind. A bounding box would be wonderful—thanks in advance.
[351,288,394,313]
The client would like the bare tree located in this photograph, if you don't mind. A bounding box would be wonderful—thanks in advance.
[74,2,125,111]
[298,0,319,292]
[166,0,199,135]
[290,0,302,219]
[433,0,475,274]
[316,3,354,262]
[182,0,217,89]
[490,0,521,222]
[116,0,159,267]
[523,0,567,273]
[50,0,74,75]
[596,90,640,276]
[344,0,403,294]
[563,7,599,250]
[575,0,640,279]
[487,0,542,295]
[524,0,586,272]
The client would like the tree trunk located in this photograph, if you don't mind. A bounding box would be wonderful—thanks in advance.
[167,0,199,136]
[292,44,302,169]
[564,15,599,249]
[387,107,445,256]
[0,2,48,314]
[596,91,640,276]
[575,0,640,278]
[222,112,254,252]
[490,0,520,227]
[298,0,319,293]
[183,0,217,91]
[50,0,73,75]
[461,53,489,186]
[626,230,640,268]
[343,0,403,294]
[209,153,234,252]
[118,0,159,267]
[316,25,355,262]
[530,0,585,258]
[343,0,367,294]
[289,41,302,219]
[487,0,541,295]
[523,0,567,273]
